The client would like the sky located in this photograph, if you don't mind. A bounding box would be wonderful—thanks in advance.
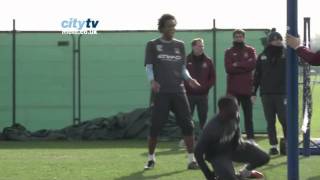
[0,0,319,39]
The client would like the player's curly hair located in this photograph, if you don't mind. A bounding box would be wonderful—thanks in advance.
[158,14,176,32]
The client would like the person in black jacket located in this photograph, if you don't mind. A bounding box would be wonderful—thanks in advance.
[252,29,287,155]
[195,96,269,180]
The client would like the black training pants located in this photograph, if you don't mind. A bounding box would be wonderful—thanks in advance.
[235,95,254,139]
[149,92,194,138]
[188,95,208,129]
[209,142,270,180]
[261,94,287,145]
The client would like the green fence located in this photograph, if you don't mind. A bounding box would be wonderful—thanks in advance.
[0,29,269,132]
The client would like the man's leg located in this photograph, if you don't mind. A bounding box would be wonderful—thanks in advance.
[197,95,209,130]
[241,95,255,140]
[179,95,196,147]
[149,90,155,107]
[172,93,197,169]
[235,95,255,144]
[261,95,279,154]
[275,95,288,155]
[188,95,196,116]
[209,155,239,180]
[145,93,170,169]
[275,95,287,139]
[232,142,270,178]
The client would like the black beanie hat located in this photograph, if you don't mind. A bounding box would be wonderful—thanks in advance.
[268,28,283,43]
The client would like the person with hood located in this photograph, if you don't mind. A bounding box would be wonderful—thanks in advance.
[252,28,287,155]
[224,29,258,145]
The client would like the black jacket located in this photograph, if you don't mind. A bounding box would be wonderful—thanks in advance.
[195,114,242,179]
[253,46,286,96]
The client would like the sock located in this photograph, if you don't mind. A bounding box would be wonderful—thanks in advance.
[179,139,185,146]
[240,166,251,177]
[148,154,155,161]
[188,153,195,163]
[271,145,277,149]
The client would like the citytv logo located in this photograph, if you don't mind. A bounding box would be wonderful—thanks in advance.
[61,18,99,35]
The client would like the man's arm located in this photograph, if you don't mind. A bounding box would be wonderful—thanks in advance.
[195,138,215,180]
[224,49,253,74]
[144,41,154,66]
[182,65,192,80]
[144,42,161,93]
[232,118,243,150]
[206,60,216,89]
[145,64,154,81]
[235,48,257,71]
[145,64,160,93]
[286,33,320,65]
[252,56,262,96]
[296,47,320,66]
[182,65,201,89]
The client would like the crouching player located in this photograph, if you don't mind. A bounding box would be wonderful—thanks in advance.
[195,96,269,180]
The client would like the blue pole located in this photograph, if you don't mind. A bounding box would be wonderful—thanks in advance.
[287,0,299,179]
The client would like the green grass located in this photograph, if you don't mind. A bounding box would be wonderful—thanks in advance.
[301,82,320,135]
[1,79,320,180]
[0,138,320,180]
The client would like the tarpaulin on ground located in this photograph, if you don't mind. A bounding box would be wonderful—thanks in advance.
[1,108,184,141]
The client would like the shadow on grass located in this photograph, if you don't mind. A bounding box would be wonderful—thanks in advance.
[259,156,307,171]
[114,169,186,180]
[0,136,270,152]
[0,139,179,149]
[140,145,186,156]
[307,175,320,180]
[241,135,268,145]
[269,154,286,160]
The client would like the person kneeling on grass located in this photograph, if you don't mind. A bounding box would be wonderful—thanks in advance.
[195,96,270,180]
